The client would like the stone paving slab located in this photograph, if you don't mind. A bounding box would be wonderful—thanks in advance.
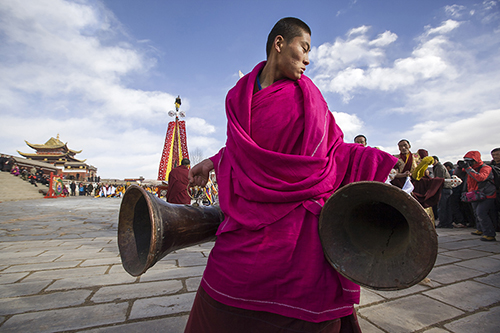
[109,259,179,275]
[3,254,65,265]
[0,303,129,333]
[358,294,465,333]
[147,259,178,270]
[52,251,117,261]
[441,248,494,260]
[0,280,51,297]
[444,305,500,333]
[177,255,209,267]
[1,197,500,332]
[0,272,29,284]
[426,264,485,285]
[186,277,202,292]
[0,249,45,257]
[129,292,196,320]
[79,257,122,267]
[21,265,109,281]
[107,264,137,275]
[138,265,206,282]
[489,253,500,260]
[474,271,500,288]
[91,280,183,303]
[468,242,500,254]
[0,290,92,315]
[434,253,461,266]
[371,283,431,299]
[1,260,83,273]
[423,280,500,311]
[46,272,138,291]
[423,328,449,333]
[438,239,487,250]
[358,317,385,333]
[454,256,500,273]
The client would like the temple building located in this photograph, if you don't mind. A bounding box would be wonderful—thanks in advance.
[17,134,98,181]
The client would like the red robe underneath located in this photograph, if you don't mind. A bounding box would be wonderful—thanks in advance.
[165,165,190,204]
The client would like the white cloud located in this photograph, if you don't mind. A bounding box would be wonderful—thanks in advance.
[311,5,500,166]
[445,5,467,18]
[0,0,218,179]
[187,136,222,159]
[482,0,498,11]
[0,0,176,124]
[311,26,393,75]
[185,117,222,159]
[331,111,363,141]
[185,117,217,135]
[369,31,398,47]
[424,19,461,36]
[395,109,500,164]
[347,25,370,36]
[310,20,461,102]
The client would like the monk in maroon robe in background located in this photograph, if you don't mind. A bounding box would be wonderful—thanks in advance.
[412,149,444,208]
[165,158,191,205]
[391,141,443,208]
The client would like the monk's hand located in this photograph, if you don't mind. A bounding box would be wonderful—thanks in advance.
[188,159,214,187]
[395,171,410,178]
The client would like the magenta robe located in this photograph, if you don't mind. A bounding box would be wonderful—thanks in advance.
[201,62,397,322]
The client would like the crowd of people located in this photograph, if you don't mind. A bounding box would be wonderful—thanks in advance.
[1,154,51,188]
[1,153,197,203]
[369,138,499,242]
[0,154,166,200]
[67,182,159,198]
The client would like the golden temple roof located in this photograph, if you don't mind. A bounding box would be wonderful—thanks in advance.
[24,134,82,154]
[17,151,86,163]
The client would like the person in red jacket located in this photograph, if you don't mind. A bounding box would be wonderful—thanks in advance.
[165,158,191,205]
[456,151,497,241]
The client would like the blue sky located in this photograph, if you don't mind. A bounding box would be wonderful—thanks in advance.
[1,0,499,179]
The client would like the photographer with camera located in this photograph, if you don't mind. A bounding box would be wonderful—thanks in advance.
[456,151,497,241]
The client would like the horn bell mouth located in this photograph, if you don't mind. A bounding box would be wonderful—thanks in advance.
[319,181,437,290]
[118,185,159,277]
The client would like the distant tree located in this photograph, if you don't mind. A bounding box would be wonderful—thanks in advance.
[190,148,204,166]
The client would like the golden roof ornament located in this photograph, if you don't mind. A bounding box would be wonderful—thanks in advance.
[168,95,186,119]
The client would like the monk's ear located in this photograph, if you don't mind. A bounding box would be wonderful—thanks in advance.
[274,35,285,53]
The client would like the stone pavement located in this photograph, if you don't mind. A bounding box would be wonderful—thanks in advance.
[0,197,499,333]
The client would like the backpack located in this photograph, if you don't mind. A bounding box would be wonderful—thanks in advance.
[490,165,500,190]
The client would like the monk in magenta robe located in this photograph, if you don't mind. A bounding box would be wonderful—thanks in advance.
[165,158,191,205]
[186,18,397,332]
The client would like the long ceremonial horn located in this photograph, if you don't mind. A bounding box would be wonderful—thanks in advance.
[118,182,437,291]
[118,185,223,276]
[319,181,437,290]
